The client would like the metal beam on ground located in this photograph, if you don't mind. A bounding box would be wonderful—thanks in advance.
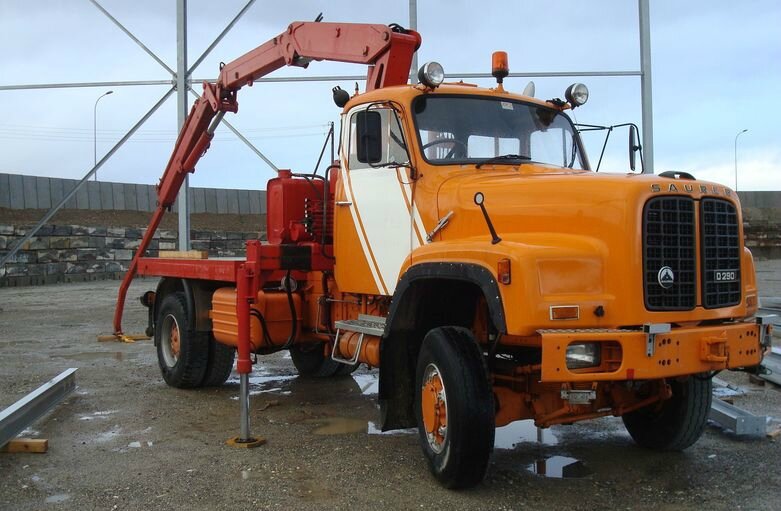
[177,0,190,251]
[760,348,781,386]
[0,369,77,448]
[0,88,175,268]
[709,398,766,437]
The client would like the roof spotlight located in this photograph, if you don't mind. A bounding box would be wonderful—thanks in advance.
[418,61,445,88]
[565,83,589,108]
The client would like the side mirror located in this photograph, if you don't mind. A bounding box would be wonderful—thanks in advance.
[629,124,639,171]
[356,110,382,164]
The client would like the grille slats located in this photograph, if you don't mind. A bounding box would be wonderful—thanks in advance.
[643,197,697,310]
[642,195,741,311]
[701,198,741,308]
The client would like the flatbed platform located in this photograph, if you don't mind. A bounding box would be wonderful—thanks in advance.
[136,257,243,282]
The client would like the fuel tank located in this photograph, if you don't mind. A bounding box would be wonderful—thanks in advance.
[210,287,302,350]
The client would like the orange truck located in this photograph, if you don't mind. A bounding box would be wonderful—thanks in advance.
[113,21,773,488]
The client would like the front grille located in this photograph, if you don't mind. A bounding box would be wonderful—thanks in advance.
[643,197,697,310]
[701,198,741,308]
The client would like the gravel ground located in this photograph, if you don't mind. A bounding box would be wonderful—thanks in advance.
[0,264,780,511]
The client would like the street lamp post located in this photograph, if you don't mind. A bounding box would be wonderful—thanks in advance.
[94,90,114,180]
[734,128,748,191]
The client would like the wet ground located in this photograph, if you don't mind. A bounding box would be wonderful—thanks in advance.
[1,262,781,510]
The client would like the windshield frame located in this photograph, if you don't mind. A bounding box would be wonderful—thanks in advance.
[410,93,590,171]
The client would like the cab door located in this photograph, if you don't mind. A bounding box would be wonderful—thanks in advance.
[333,105,424,296]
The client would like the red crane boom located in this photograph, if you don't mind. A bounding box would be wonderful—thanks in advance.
[112,21,421,336]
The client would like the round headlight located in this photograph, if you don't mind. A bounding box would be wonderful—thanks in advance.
[565,83,589,107]
[418,61,445,88]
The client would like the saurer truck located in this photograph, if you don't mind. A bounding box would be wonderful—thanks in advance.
[112,21,773,488]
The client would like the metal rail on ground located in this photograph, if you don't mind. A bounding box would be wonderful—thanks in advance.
[0,368,77,448]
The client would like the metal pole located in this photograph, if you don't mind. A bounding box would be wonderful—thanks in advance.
[409,0,418,83]
[0,88,175,268]
[0,80,173,91]
[638,0,654,174]
[734,129,748,191]
[177,0,190,251]
[93,90,113,181]
[240,373,250,441]
[1,70,644,92]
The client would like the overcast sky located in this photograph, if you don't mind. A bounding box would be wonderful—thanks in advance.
[1,0,779,191]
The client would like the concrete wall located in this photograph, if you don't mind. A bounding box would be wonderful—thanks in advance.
[1,172,777,214]
[0,173,266,214]
[0,222,261,287]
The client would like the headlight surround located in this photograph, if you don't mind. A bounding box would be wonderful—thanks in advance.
[565,83,589,107]
[566,342,601,369]
[418,61,445,88]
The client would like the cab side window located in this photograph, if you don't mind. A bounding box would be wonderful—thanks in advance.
[349,108,409,170]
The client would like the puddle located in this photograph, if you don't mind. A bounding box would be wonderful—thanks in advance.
[495,420,558,449]
[526,455,592,478]
[93,426,122,444]
[351,374,379,395]
[306,417,367,435]
[45,494,71,504]
[226,373,296,399]
[79,410,117,421]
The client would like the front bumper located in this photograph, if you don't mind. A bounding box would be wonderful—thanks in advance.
[540,318,771,383]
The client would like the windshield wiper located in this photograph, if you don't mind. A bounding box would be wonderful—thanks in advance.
[475,154,531,169]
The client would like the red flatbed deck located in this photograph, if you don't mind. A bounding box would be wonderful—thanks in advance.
[136,257,242,282]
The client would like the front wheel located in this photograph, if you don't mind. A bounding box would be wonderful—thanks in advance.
[415,327,494,489]
[622,376,712,451]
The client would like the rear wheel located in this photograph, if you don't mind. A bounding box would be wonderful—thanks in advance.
[201,336,235,387]
[290,342,357,377]
[415,327,494,489]
[155,292,208,388]
[622,376,712,451]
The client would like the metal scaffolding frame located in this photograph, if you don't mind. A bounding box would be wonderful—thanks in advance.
[0,0,655,267]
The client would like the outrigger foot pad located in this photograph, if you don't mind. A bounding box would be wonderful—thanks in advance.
[96,333,151,343]
[226,436,266,448]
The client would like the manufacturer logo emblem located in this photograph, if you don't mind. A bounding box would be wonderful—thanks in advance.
[657,266,674,289]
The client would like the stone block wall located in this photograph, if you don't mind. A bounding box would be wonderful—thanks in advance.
[0,223,261,287]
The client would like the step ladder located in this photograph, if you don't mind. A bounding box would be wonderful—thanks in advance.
[331,314,386,365]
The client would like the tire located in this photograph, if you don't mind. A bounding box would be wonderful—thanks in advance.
[155,292,209,389]
[290,342,357,378]
[415,327,495,489]
[622,376,712,451]
[201,335,235,387]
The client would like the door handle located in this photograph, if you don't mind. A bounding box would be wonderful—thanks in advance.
[335,201,352,206]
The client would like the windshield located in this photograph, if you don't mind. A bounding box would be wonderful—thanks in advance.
[413,95,587,169]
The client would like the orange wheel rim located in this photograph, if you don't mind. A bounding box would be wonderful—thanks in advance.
[161,314,181,367]
[421,364,448,453]
[170,322,180,357]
